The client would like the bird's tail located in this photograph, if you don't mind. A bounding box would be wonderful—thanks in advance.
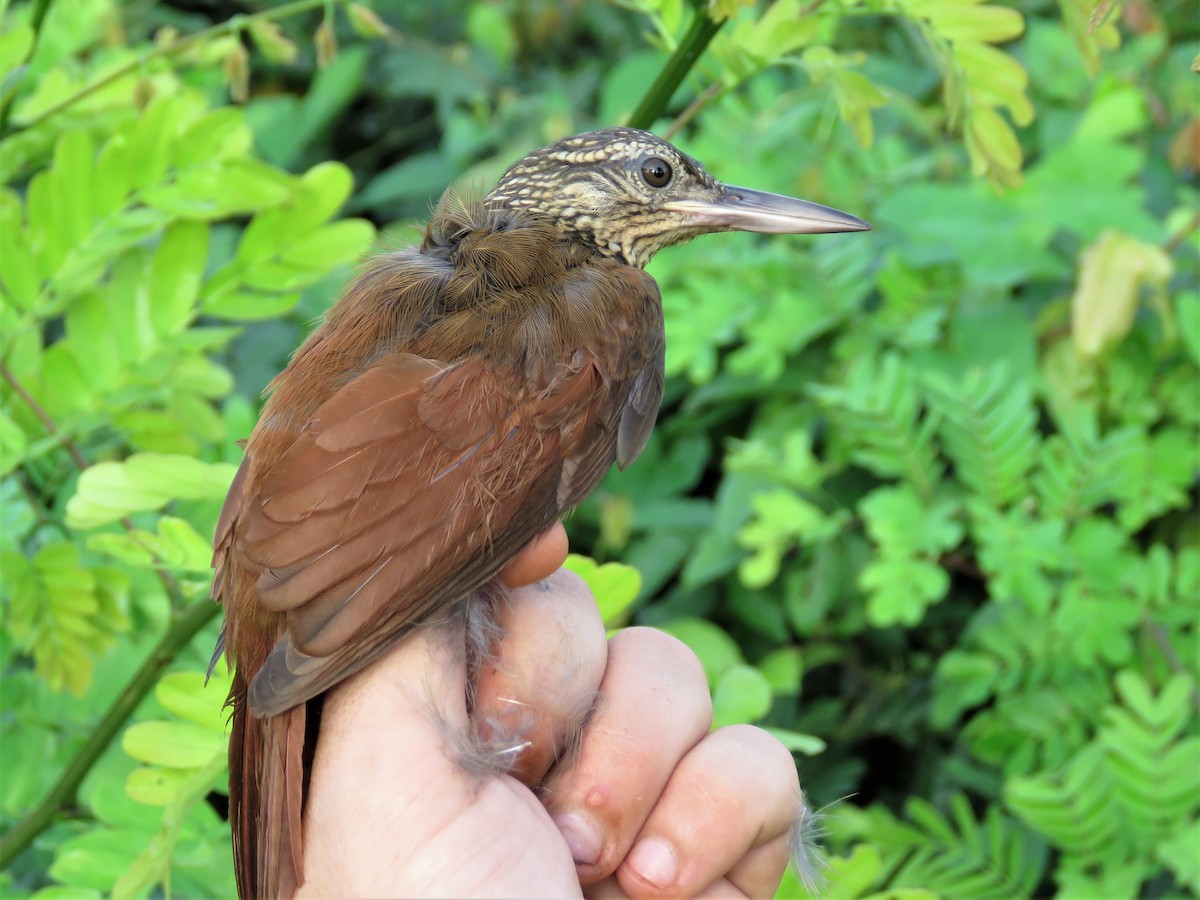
[229,671,307,899]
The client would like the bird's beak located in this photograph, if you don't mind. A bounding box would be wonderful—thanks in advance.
[664,185,871,235]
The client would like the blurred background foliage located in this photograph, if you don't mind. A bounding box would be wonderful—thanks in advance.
[0,0,1197,896]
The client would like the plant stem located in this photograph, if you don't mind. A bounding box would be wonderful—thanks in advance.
[664,83,725,140]
[0,597,221,869]
[0,361,188,607]
[627,4,725,131]
[6,0,332,136]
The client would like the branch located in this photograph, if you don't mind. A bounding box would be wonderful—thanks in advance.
[0,597,221,868]
[4,0,333,136]
[1164,210,1199,254]
[664,83,725,140]
[627,4,725,131]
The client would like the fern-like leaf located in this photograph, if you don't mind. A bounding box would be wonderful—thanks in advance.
[810,352,943,497]
[1006,672,1200,888]
[1032,426,1138,521]
[887,794,1048,898]
[924,365,1039,507]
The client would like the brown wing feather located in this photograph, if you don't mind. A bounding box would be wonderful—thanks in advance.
[215,235,666,899]
[237,353,609,717]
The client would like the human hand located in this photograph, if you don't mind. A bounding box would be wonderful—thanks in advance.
[295,526,805,898]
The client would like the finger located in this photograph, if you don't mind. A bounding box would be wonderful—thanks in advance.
[544,627,713,884]
[299,628,466,892]
[472,568,608,785]
[615,725,801,898]
[726,833,792,899]
[299,628,582,897]
[499,522,569,588]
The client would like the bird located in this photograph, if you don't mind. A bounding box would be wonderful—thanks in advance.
[210,126,869,898]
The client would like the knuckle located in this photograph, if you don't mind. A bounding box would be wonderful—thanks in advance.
[611,627,712,708]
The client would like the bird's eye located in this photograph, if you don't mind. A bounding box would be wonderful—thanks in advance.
[640,157,673,188]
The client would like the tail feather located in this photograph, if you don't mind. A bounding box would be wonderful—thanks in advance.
[229,671,307,899]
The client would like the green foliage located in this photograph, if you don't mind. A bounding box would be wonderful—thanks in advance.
[115,671,233,899]
[2,0,1196,898]
[563,553,642,626]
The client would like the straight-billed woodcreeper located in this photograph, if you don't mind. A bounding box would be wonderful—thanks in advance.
[210,127,870,897]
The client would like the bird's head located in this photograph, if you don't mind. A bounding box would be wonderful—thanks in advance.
[484,127,869,268]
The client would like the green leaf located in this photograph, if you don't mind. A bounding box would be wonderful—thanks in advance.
[1072,230,1172,358]
[0,24,34,76]
[1107,427,1195,531]
[712,664,772,727]
[466,1,517,65]
[932,650,1001,727]
[48,828,148,892]
[737,489,849,588]
[31,887,104,900]
[155,670,231,730]
[757,646,804,695]
[201,288,302,320]
[88,516,215,573]
[811,353,942,497]
[924,365,1039,507]
[171,107,253,169]
[277,218,375,271]
[970,502,1065,613]
[66,453,238,528]
[860,556,950,627]
[762,727,826,756]
[887,794,1048,896]
[1158,819,1200,894]
[966,104,1023,175]
[121,721,226,769]
[354,152,458,210]
[0,408,29,475]
[0,187,41,310]
[562,555,642,627]
[148,220,208,336]
[125,766,197,807]
[858,485,963,558]
[920,1,1025,43]
[1,542,128,695]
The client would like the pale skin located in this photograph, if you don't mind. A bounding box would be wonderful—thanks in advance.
[295,524,803,899]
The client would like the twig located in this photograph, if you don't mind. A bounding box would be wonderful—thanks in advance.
[0,359,88,470]
[1144,618,1200,714]
[0,598,221,869]
[664,83,725,140]
[627,4,725,131]
[6,0,332,136]
[0,360,188,607]
[1163,210,1199,254]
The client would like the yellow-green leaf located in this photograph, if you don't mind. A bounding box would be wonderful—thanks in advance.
[1072,230,1173,358]
[563,554,642,627]
[966,104,1023,176]
[122,721,226,768]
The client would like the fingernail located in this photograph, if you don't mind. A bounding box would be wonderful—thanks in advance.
[628,836,679,889]
[553,812,601,866]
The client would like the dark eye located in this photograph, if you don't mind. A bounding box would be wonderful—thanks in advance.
[640,156,673,188]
